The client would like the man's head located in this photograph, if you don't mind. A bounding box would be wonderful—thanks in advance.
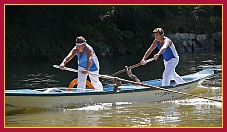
[152,28,164,40]
[75,36,86,52]
[152,28,164,36]
[75,36,86,44]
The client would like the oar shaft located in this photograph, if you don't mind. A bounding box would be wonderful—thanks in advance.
[111,63,140,76]
[53,65,115,80]
[111,58,155,76]
[53,65,222,103]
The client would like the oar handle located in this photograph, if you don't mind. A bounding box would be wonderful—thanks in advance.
[145,57,155,63]
[111,58,155,76]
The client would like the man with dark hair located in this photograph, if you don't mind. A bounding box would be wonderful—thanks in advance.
[140,28,185,86]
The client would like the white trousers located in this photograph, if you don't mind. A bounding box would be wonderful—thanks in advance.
[77,66,103,92]
[162,57,185,86]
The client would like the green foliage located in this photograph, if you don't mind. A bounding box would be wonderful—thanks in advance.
[5,5,222,61]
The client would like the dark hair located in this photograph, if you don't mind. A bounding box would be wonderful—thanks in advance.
[75,36,86,43]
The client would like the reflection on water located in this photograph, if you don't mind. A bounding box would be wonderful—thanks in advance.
[5,91,222,127]
[5,50,222,127]
[10,73,59,89]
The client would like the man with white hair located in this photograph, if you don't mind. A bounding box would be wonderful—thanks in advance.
[60,36,103,92]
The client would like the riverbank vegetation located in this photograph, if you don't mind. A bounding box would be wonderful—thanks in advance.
[5,5,222,61]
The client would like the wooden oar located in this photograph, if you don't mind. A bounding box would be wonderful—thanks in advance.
[53,65,222,103]
[111,58,155,76]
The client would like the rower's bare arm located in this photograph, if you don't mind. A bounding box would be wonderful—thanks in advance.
[156,39,172,55]
[153,39,172,60]
[60,46,78,68]
[141,40,157,65]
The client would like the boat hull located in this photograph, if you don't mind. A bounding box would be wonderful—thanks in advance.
[5,69,213,108]
[6,81,199,108]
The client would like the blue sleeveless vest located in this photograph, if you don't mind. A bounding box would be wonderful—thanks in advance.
[157,42,175,61]
[77,45,98,71]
